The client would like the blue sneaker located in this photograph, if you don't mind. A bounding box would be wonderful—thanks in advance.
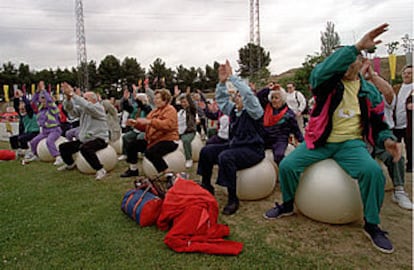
[363,224,394,254]
[263,202,294,220]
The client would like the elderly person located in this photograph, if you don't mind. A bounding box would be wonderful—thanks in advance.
[24,81,62,165]
[124,89,179,176]
[263,24,400,254]
[197,60,265,215]
[57,83,109,181]
[360,60,413,210]
[119,93,153,177]
[10,89,40,156]
[257,85,303,165]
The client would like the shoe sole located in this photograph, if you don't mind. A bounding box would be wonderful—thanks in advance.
[262,211,294,220]
[363,230,394,254]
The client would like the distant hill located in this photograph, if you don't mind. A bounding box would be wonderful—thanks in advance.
[270,54,408,83]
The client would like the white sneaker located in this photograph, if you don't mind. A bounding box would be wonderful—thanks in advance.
[392,191,413,210]
[117,155,127,161]
[23,151,38,162]
[95,168,107,180]
[185,160,193,168]
[53,156,64,166]
[57,163,76,171]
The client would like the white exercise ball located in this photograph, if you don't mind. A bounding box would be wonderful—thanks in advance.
[295,159,363,224]
[236,158,276,200]
[142,149,186,178]
[264,144,296,179]
[109,135,123,155]
[37,136,68,162]
[191,133,204,162]
[76,145,118,174]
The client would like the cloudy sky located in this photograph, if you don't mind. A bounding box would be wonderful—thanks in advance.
[0,0,412,75]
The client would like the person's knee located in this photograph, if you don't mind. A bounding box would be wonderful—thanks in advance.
[218,151,237,168]
[279,154,295,172]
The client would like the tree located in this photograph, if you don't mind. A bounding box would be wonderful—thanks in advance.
[17,63,32,86]
[320,21,341,57]
[237,43,271,85]
[98,55,121,96]
[87,61,98,90]
[204,62,219,90]
[148,58,173,89]
[121,57,146,86]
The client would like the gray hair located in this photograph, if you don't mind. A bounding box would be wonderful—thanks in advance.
[268,88,287,103]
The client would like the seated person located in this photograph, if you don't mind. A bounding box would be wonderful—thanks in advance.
[118,93,152,162]
[122,89,179,177]
[173,86,197,168]
[120,94,153,177]
[263,24,400,254]
[360,59,413,210]
[58,83,109,181]
[256,85,303,165]
[24,81,62,165]
[197,60,265,215]
[200,99,230,145]
[9,90,39,157]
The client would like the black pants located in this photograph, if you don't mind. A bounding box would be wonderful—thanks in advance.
[197,143,264,198]
[145,141,178,173]
[196,118,207,135]
[394,128,412,170]
[9,132,39,149]
[59,138,107,170]
[126,138,147,164]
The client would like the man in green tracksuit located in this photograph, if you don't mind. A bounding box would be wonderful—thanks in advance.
[263,24,400,254]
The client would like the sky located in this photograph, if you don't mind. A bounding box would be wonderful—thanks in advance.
[0,0,412,76]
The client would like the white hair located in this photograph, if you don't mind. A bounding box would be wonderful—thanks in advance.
[268,88,287,103]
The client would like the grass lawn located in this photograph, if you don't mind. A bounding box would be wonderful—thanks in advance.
[0,141,412,269]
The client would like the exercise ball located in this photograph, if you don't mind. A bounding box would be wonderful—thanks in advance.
[76,145,118,174]
[191,133,204,162]
[236,158,276,200]
[295,159,363,224]
[109,135,123,155]
[177,133,204,162]
[142,149,185,178]
[37,136,68,162]
[264,144,296,179]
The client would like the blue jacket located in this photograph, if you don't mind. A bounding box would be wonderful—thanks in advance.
[215,75,264,148]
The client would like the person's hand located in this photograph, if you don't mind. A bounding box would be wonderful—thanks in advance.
[218,64,227,83]
[14,89,23,98]
[123,89,130,99]
[174,85,181,97]
[224,60,232,77]
[360,59,373,80]
[186,86,191,95]
[126,118,136,127]
[296,111,302,117]
[62,82,74,96]
[384,139,402,162]
[356,23,389,51]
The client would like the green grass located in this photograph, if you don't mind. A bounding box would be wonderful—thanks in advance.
[0,141,412,269]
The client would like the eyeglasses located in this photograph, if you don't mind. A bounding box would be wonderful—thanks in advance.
[271,96,279,100]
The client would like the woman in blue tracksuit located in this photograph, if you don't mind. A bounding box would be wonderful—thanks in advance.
[197,60,265,215]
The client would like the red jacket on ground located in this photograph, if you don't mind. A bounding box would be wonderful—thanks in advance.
[157,178,243,255]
